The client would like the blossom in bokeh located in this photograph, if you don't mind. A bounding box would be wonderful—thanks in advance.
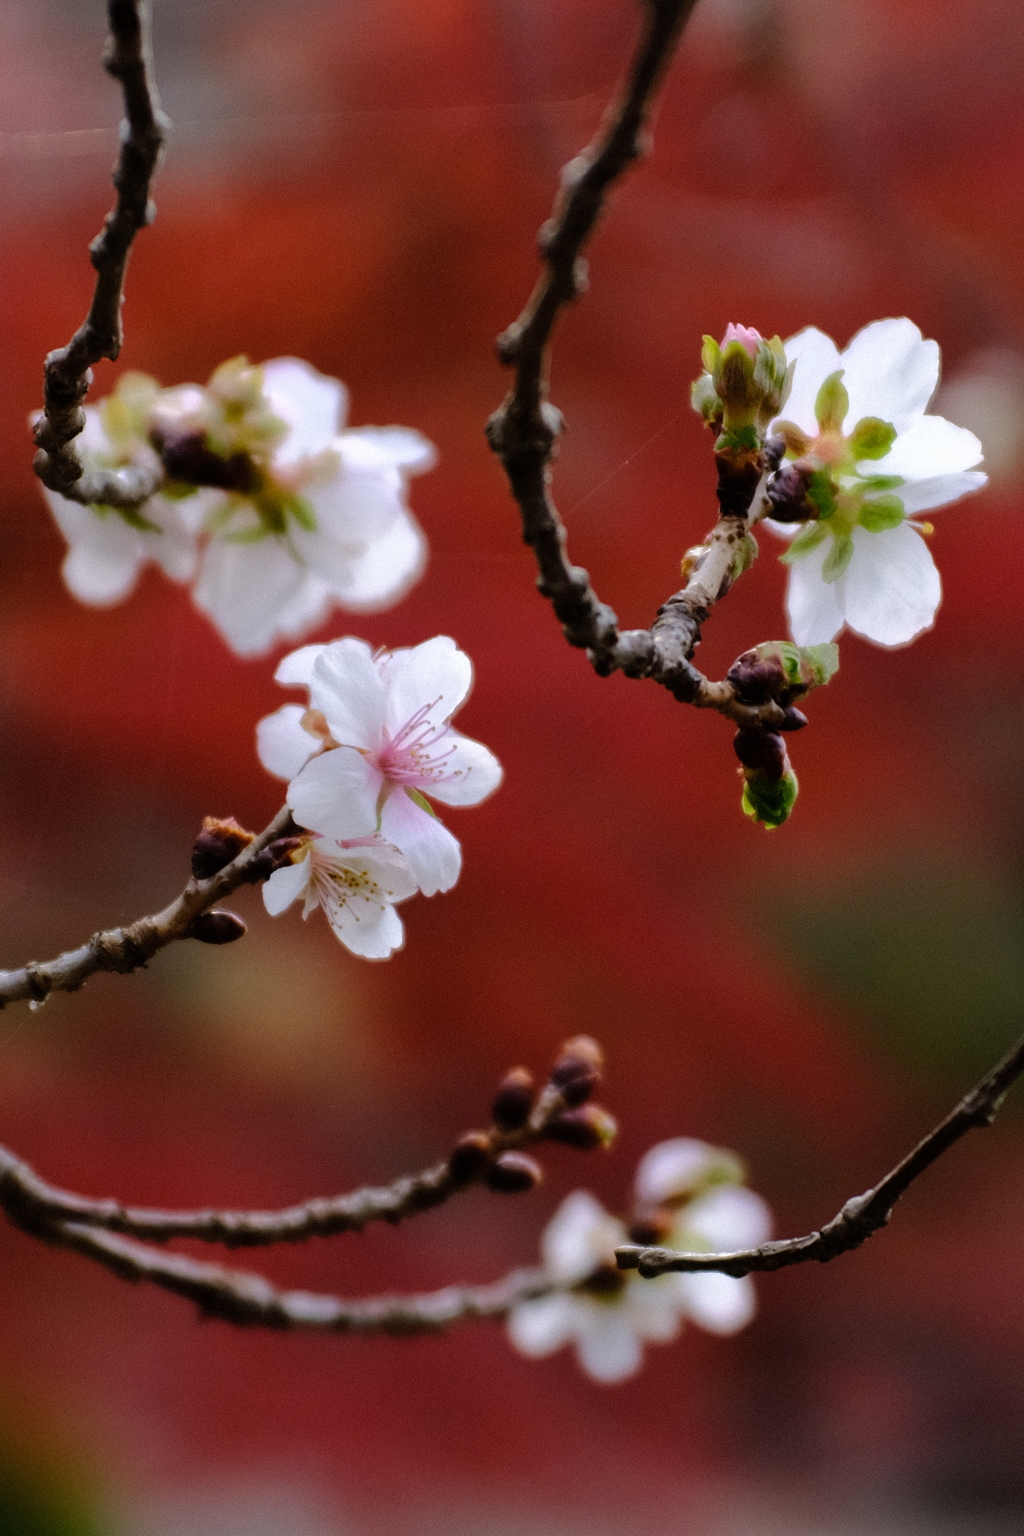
[262,835,417,960]
[507,1140,772,1383]
[257,635,502,896]
[765,319,986,647]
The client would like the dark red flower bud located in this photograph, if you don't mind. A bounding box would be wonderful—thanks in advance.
[778,707,809,733]
[550,1035,603,1104]
[189,910,247,945]
[492,1067,536,1131]
[545,1104,618,1150]
[733,729,787,780]
[485,1152,543,1194]
[191,816,255,879]
[448,1131,491,1181]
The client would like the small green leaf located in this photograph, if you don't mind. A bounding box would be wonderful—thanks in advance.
[859,494,905,532]
[848,416,897,460]
[779,521,828,564]
[814,370,849,433]
[742,767,799,828]
[822,535,854,583]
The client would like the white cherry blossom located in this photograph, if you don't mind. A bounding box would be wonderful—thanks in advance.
[262,836,417,960]
[765,319,987,647]
[507,1144,772,1383]
[256,635,503,897]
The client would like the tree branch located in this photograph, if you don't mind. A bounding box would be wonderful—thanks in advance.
[32,0,169,510]
[0,806,295,1009]
[617,1026,1024,1279]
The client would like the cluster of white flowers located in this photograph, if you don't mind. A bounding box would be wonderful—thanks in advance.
[508,1138,771,1383]
[256,634,502,958]
[39,357,435,656]
[762,318,987,648]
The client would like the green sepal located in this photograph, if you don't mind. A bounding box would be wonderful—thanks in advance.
[779,521,828,564]
[848,416,897,460]
[749,640,839,693]
[407,787,438,818]
[742,767,799,829]
[858,494,905,532]
[822,534,854,583]
[814,370,849,434]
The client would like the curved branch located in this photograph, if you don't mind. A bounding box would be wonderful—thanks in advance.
[617,1026,1024,1279]
[32,1,169,509]
[0,806,295,1009]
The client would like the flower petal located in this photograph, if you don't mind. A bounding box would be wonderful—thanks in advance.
[576,1311,644,1383]
[257,704,318,780]
[869,412,983,478]
[287,747,382,840]
[382,635,473,740]
[325,509,428,612]
[378,788,461,895]
[275,644,328,687]
[193,535,306,656]
[681,1272,757,1335]
[774,327,842,437]
[840,318,939,431]
[894,470,987,514]
[309,638,386,750]
[423,731,504,807]
[784,533,845,645]
[263,358,348,461]
[841,521,941,646]
[262,852,312,917]
[681,1186,773,1252]
[507,1294,579,1358]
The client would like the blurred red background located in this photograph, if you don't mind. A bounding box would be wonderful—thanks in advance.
[2,1,1024,1531]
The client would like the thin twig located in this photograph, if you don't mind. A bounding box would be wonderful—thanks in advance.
[0,806,295,1009]
[34,1216,551,1332]
[486,0,783,730]
[0,1083,571,1246]
[33,1,169,509]
[617,1027,1024,1278]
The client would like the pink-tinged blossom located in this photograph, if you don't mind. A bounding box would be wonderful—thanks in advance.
[256,635,503,897]
[262,836,417,960]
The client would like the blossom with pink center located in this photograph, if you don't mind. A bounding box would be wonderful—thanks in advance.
[256,635,503,897]
[263,836,417,960]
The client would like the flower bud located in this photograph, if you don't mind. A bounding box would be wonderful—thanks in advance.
[550,1035,603,1106]
[189,909,247,944]
[545,1105,618,1150]
[191,817,255,879]
[485,1152,542,1194]
[491,1068,536,1131]
[448,1131,491,1181]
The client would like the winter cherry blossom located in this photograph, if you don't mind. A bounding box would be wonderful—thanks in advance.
[38,358,435,656]
[256,635,503,897]
[507,1141,772,1383]
[262,836,417,960]
[764,319,987,647]
[37,372,199,605]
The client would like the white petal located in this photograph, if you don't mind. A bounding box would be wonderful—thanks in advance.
[378,789,461,896]
[784,534,845,645]
[193,535,306,656]
[275,644,328,687]
[325,509,428,612]
[309,638,387,750]
[262,852,312,917]
[681,1186,773,1252]
[263,358,348,461]
[382,635,473,740]
[576,1312,644,1383]
[634,1138,718,1206]
[287,747,382,840]
[870,413,983,478]
[256,704,318,780]
[541,1191,620,1286]
[507,1294,579,1358]
[338,426,437,475]
[420,732,504,808]
[893,470,987,514]
[681,1272,757,1335]
[841,521,941,647]
[773,327,842,437]
[840,318,939,431]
